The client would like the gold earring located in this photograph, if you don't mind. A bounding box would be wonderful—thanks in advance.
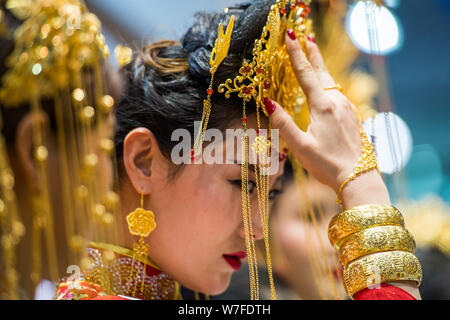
[126,192,156,296]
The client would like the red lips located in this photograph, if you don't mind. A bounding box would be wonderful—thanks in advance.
[223,251,247,271]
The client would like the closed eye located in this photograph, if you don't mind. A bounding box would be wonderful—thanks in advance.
[230,179,284,200]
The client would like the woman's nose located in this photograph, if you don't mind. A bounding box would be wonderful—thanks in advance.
[239,211,265,241]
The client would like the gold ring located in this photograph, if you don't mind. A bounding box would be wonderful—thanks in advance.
[338,225,416,268]
[343,251,422,298]
[323,84,343,92]
[328,205,405,248]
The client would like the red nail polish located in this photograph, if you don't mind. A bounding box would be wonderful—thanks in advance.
[287,29,296,41]
[263,97,276,116]
[307,34,315,43]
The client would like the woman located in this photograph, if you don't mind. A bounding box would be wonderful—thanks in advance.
[56,0,422,300]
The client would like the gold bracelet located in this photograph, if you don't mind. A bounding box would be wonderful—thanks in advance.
[338,226,416,268]
[328,205,405,248]
[343,251,422,298]
[336,129,379,205]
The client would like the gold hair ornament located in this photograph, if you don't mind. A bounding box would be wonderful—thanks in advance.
[0,0,119,293]
[191,15,235,160]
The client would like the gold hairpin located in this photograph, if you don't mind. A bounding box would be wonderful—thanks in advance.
[191,15,235,161]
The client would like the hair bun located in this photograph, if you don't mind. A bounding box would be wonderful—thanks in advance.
[182,0,275,79]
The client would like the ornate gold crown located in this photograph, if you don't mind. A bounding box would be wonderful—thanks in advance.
[0,0,110,106]
[0,0,119,297]
[218,0,312,119]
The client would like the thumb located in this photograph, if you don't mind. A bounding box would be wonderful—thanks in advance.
[263,98,310,159]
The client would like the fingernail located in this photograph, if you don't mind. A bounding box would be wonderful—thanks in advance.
[287,29,296,41]
[263,97,276,116]
[307,34,315,43]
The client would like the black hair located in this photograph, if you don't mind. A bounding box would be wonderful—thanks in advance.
[114,0,278,178]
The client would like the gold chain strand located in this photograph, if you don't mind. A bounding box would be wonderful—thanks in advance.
[247,149,260,297]
[298,178,339,299]
[0,113,22,299]
[241,128,256,299]
[312,179,345,299]
[293,163,330,299]
[30,88,59,282]
[193,73,214,156]
[53,92,77,264]
[254,100,276,299]
[257,160,277,300]
[61,88,82,250]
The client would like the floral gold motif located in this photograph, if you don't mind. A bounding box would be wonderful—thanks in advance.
[126,208,156,238]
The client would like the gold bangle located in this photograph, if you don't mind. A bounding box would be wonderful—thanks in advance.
[328,205,405,248]
[323,84,343,92]
[338,226,416,268]
[343,251,422,298]
[336,129,379,205]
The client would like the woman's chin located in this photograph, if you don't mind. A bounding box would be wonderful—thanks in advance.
[181,271,232,296]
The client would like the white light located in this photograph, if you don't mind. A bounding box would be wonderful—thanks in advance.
[32,63,42,75]
[346,1,403,55]
[385,0,400,9]
[362,112,413,174]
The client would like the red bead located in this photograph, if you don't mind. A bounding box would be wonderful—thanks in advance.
[256,67,264,74]
[191,156,195,161]
[242,66,251,74]
[242,86,253,95]
[301,11,308,18]
[256,129,260,136]
[190,149,195,156]
[207,88,214,95]
[241,116,247,124]
[296,1,307,9]
[280,7,286,15]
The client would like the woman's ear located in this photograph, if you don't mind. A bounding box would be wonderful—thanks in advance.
[15,110,50,192]
[123,127,159,194]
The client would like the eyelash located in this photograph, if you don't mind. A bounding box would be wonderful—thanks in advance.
[230,180,283,200]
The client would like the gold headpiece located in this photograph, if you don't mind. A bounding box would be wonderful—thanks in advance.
[0,0,119,298]
[192,15,235,159]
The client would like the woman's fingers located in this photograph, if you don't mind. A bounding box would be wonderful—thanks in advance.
[263,98,309,158]
[285,30,329,108]
[305,39,335,87]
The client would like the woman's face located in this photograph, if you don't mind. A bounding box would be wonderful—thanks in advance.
[138,115,285,295]
[271,178,346,299]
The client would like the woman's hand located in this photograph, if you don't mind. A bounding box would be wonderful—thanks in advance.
[265,30,421,300]
[264,30,391,209]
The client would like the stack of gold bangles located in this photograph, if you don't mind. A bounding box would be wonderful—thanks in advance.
[328,204,423,298]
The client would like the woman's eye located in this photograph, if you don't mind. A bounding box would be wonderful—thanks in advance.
[268,189,283,201]
[230,180,282,199]
[230,180,256,194]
